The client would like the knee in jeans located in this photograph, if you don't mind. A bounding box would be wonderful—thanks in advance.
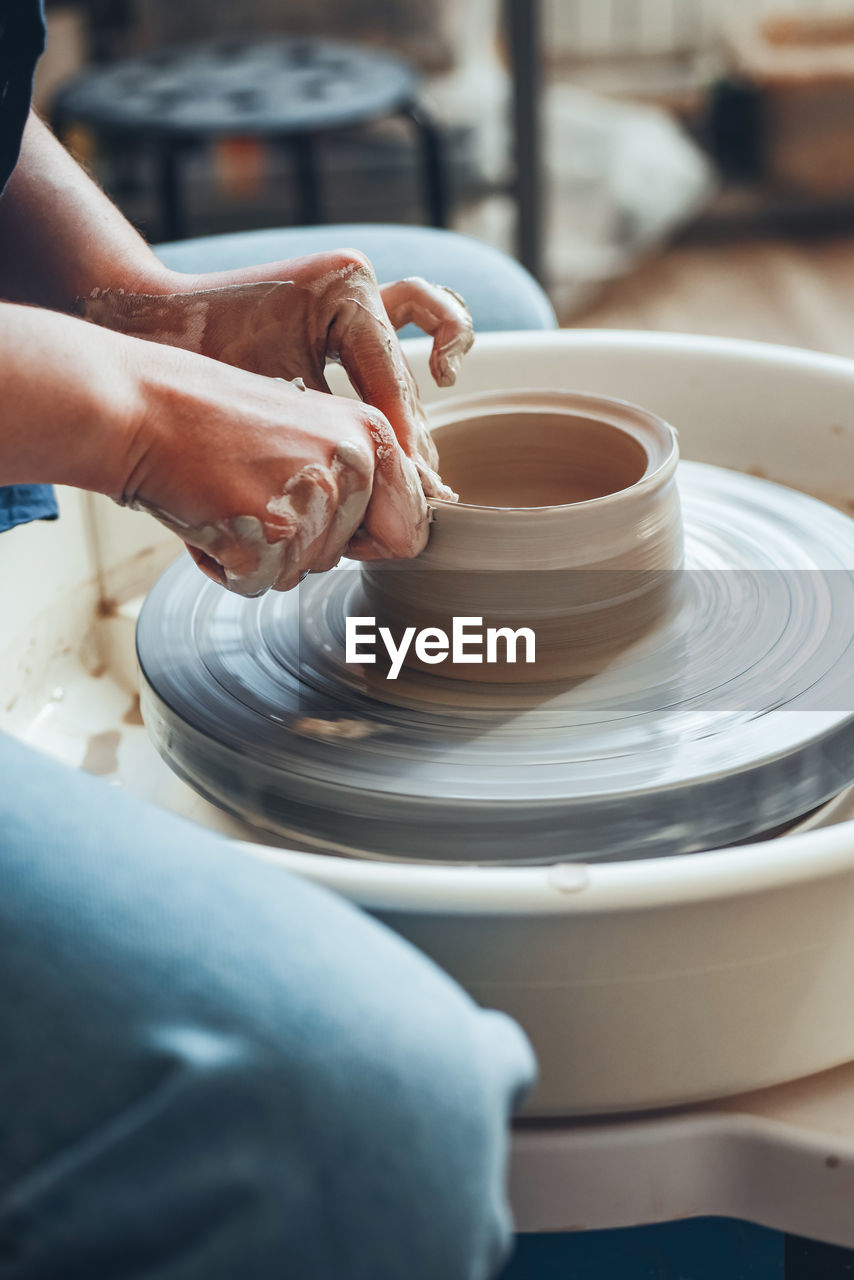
[290,1002,530,1280]
[153,1019,515,1278]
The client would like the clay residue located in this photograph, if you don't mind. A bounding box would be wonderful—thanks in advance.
[79,271,467,509]
[292,716,376,741]
[123,695,144,726]
[126,423,422,597]
[80,285,213,351]
[81,729,121,776]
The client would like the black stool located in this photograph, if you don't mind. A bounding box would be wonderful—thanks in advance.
[53,36,449,241]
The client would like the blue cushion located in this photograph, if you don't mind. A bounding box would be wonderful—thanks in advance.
[156,224,557,336]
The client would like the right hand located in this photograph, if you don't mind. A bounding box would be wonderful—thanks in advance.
[118,342,429,596]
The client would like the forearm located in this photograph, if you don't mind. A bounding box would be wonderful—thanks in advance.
[0,113,308,331]
[0,301,141,494]
[0,114,175,312]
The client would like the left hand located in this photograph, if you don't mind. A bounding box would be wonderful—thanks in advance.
[80,249,473,509]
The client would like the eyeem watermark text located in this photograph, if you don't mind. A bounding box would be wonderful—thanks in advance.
[346,616,536,679]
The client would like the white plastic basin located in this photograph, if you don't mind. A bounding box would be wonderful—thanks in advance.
[5,329,854,1116]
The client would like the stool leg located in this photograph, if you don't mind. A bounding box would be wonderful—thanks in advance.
[157,142,186,242]
[784,1233,854,1277]
[505,0,544,281]
[291,134,323,225]
[404,104,449,229]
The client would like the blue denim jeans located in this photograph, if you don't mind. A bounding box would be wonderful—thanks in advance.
[0,732,535,1278]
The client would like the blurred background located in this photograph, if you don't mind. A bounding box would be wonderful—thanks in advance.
[35,7,853,1278]
[40,0,854,376]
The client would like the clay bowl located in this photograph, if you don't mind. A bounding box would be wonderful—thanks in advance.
[361,389,683,682]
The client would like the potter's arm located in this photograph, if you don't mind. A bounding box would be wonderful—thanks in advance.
[0,302,143,494]
[0,300,429,591]
[0,113,174,311]
[0,114,472,500]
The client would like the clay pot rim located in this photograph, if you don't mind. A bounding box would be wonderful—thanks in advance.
[427,387,679,515]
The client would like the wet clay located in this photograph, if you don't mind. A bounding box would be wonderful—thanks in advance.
[123,694,144,726]
[81,729,121,776]
[361,390,683,682]
[435,412,648,508]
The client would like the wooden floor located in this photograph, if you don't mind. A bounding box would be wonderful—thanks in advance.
[561,235,854,359]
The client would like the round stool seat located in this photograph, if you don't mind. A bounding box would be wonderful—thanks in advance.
[53,37,420,139]
[53,38,451,240]
[155,225,558,334]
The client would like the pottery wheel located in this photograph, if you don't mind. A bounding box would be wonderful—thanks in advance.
[137,463,854,863]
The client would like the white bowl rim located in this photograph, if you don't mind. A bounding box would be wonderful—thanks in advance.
[233,820,854,916]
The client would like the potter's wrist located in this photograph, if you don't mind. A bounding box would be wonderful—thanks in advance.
[101,332,198,503]
[66,250,178,315]
[77,273,211,354]
[0,306,147,497]
[98,248,183,300]
[54,328,150,498]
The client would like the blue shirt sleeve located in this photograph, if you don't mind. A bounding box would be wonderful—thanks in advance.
[0,484,59,531]
[0,2,55,534]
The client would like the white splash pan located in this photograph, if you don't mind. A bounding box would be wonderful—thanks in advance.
[6,329,854,1118]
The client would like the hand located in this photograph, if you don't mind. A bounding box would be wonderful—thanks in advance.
[81,249,474,505]
[120,340,429,596]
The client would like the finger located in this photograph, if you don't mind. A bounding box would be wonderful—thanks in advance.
[124,497,263,595]
[357,409,430,558]
[379,277,474,387]
[346,529,394,561]
[185,517,286,598]
[185,538,279,599]
[329,290,455,501]
[186,544,228,587]
[306,439,373,573]
[268,466,340,591]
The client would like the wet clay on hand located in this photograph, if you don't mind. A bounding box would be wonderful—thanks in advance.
[79,255,473,505]
[112,350,429,597]
[78,253,476,594]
